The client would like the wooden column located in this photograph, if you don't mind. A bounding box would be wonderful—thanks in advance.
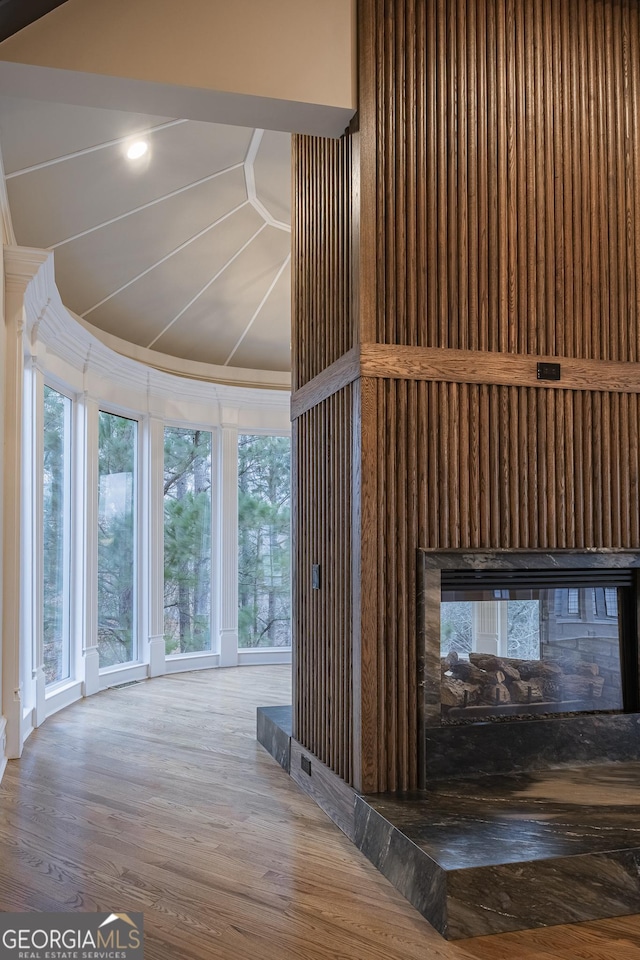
[292,0,640,792]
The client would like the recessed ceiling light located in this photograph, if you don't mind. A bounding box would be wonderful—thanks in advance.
[127,141,148,160]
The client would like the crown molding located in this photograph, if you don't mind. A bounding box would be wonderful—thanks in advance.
[3,245,291,414]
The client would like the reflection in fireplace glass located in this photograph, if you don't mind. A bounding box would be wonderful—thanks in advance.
[440,587,624,720]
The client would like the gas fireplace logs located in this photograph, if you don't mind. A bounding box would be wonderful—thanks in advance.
[441,653,605,711]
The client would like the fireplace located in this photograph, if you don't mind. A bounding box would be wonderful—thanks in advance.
[418,550,640,783]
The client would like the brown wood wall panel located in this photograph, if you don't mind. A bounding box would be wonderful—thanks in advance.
[363,0,640,357]
[292,134,352,391]
[371,382,640,791]
[292,386,353,783]
[292,0,640,793]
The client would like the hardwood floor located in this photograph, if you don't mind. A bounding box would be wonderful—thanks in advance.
[1,666,639,959]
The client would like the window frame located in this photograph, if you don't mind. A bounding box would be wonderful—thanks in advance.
[96,404,142,672]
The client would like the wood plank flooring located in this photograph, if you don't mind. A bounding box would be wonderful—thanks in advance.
[0,666,639,959]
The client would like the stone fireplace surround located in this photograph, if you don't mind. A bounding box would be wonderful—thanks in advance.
[418,549,640,783]
[258,549,640,940]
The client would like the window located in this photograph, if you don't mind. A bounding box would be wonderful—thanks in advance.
[567,588,579,616]
[238,435,291,647]
[163,426,212,654]
[43,386,72,685]
[604,587,618,618]
[97,412,137,667]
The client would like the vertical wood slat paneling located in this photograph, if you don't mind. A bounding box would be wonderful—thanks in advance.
[369,382,640,791]
[292,134,352,391]
[369,0,640,358]
[293,386,353,782]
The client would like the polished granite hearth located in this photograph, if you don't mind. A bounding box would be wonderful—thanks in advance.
[358,763,640,938]
[257,706,640,940]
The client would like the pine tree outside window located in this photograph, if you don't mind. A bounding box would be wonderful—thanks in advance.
[163,426,212,654]
[97,411,137,667]
[238,434,291,648]
[43,385,72,685]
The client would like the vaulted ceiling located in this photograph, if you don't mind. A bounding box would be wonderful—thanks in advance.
[0,96,292,374]
[0,1,357,387]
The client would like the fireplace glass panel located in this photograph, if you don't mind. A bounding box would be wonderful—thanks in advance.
[440,587,624,720]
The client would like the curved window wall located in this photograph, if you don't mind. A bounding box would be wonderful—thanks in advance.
[3,248,291,761]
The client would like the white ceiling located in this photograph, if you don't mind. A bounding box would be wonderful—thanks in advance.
[0,96,292,374]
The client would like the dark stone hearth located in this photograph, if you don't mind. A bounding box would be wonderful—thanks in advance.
[257,708,640,940]
[259,551,640,938]
[362,762,640,938]
[257,705,291,771]
[354,802,448,934]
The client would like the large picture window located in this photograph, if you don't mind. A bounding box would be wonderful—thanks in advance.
[238,435,291,648]
[98,412,137,667]
[164,427,212,654]
[43,386,72,685]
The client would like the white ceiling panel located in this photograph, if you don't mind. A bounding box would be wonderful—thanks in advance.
[53,165,248,316]
[152,225,291,364]
[0,96,173,174]
[87,204,265,346]
[7,120,253,248]
[230,262,291,371]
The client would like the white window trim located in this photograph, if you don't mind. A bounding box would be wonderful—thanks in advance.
[96,404,143,675]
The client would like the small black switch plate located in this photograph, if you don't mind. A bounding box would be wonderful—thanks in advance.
[537,361,561,381]
[301,755,312,776]
[312,564,321,590]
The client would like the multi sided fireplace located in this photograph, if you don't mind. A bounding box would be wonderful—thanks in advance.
[418,550,640,783]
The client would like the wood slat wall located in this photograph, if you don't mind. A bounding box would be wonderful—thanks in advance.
[292,386,353,784]
[370,382,640,790]
[377,383,640,552]
[362,0,640,356]
[292,0,640,792]
[292,134,352,391]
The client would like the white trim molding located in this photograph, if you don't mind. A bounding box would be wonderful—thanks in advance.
[0,716,7,783]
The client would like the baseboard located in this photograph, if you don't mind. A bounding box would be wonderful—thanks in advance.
[0,716,7,784]
[289,738,358,841]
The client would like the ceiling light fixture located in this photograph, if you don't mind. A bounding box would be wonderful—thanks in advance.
[127,141,148,160]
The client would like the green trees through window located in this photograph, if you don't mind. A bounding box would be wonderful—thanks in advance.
[43,386,72,685]
[238,435,291,648]
[98,412,137,667]
[164,427,212,654]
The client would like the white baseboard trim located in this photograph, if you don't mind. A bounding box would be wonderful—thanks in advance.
[238,649,292,666]
[45,680,83,719]
[165,653,220,674]
[0,717,7,784]
[99,662,149,690]
[21,707,34,748]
